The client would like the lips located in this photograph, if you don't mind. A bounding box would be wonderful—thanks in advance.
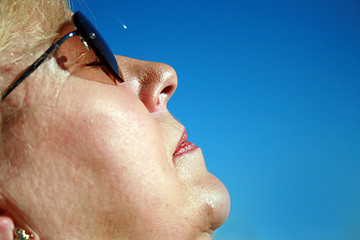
[173,129,199,158]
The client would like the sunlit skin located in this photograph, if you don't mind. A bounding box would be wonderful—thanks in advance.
[0,19,230,240]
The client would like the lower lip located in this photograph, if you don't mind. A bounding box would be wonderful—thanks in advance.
[173,132,199,158]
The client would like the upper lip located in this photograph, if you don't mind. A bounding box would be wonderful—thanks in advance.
[173,129,198,158]
[176,129,188,149]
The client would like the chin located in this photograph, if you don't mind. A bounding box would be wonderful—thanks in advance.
[174,149,230,234]
[206,173,231,230]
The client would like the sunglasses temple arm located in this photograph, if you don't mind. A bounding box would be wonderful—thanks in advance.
[1,31,79,100]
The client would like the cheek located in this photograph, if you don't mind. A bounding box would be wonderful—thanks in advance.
[19,78,199,237]
[48,86,191,233]
[52,84,171,196]
[12,85,167,231]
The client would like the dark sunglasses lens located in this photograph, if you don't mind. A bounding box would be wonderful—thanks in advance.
[72,11,124,83]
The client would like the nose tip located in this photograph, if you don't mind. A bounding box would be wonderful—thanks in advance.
[139,63,177,112]
[117,56,178,113]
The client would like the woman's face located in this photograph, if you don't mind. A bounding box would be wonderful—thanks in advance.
[3,21,230,239]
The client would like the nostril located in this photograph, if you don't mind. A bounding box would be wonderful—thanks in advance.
[161,85,174,95]
[158,85,175,106]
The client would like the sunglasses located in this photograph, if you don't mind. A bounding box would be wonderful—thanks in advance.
[1,11,124,100]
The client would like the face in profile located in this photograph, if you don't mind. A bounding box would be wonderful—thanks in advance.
[0,12,230,240]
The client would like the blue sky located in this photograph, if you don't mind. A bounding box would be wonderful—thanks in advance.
[73,1,360,239]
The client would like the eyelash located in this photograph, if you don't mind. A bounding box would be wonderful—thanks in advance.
[86,59,103,67]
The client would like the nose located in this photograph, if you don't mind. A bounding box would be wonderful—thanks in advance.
[115,56,178,113]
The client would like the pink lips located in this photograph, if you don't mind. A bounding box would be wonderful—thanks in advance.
[173,129,199,158]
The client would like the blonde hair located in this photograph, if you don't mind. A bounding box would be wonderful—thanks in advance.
[0,0,71,52]
[0,0,72,87]
[0,0,72,139]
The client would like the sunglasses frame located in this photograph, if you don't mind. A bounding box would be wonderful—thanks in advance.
[1,11,123,100]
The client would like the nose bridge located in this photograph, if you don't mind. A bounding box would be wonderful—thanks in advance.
[117,56,178,113]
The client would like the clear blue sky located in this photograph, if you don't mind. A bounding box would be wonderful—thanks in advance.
[73,1,360,239]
